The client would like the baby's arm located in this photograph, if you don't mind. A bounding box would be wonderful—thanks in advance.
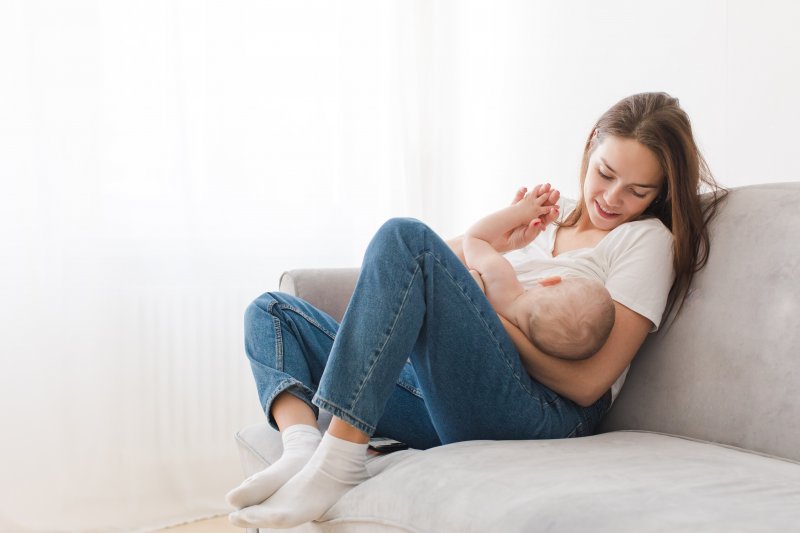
[467,186,556,246]
[464,235,526,314]
[464,190,552,312]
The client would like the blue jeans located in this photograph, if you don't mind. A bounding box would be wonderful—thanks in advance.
[244,218,611,450]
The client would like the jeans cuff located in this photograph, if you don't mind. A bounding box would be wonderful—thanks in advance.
[311,394,376,436]
[264,379,319,432]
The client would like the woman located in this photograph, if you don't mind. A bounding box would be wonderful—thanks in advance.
[227,92,726,529]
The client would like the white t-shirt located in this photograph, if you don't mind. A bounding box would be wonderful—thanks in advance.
[503,198,675,402]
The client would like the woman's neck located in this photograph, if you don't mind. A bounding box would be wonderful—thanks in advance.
[574,213,606,235]
[554,215,608,256]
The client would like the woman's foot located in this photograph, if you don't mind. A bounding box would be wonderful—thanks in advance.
[225,423,322,509]
[229,431,369,528]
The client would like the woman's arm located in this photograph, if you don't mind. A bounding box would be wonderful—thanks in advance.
[499,301,652,407]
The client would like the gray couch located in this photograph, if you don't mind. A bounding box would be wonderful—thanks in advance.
[234,183,800,532]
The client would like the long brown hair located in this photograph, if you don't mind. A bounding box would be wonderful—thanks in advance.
[561,92,727,322]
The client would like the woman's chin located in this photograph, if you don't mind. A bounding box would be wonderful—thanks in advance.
[589,201,624,230]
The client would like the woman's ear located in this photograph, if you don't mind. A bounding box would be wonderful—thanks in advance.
[589,128,600,148]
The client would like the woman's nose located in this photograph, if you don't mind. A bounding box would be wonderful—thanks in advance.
[605,184,623,207]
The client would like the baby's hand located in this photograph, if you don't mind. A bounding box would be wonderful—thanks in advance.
[504,184,560,249]
[482,183,561,253]
[519,184,560,220]
[529,183,561,226]
[469,269,486,294]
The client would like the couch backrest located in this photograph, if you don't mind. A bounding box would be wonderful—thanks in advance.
[279,268,359,323]
[599,183,800,462]
[281,183,800,462]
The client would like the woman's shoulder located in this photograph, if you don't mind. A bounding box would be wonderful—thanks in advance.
[603,216,673,258]
[618,216,672,243]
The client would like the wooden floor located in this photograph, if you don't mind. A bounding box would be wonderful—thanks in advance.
[161,516,241,532]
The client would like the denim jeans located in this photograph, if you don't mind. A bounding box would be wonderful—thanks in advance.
[244,218,611,450]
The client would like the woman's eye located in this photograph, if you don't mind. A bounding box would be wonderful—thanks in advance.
[631,190,646,199]
[598,170,612,180]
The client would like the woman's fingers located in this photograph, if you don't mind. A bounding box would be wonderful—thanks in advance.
[519,220,536,243]
[542,205,560,225]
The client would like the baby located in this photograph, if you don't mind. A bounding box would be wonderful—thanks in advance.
[463,188,615,360]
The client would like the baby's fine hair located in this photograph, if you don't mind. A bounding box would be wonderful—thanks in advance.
[528,278,615,360]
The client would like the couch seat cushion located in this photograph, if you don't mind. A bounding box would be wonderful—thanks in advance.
[323,430,800,532]
[235,426,800,532]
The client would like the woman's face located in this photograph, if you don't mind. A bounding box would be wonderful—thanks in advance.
[582,135,664,232]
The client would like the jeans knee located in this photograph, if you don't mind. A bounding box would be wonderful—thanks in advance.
[379,216,425,232]
[376,217,429,246]
[244,292,281,331]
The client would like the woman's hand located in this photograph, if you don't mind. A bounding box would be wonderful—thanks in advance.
[491,184,561,253]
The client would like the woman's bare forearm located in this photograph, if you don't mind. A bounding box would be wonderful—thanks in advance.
[498,302,653,407]
[499,315,597,406]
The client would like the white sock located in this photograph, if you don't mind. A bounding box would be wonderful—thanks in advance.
[229,431,369,529]
[225,423,321,509]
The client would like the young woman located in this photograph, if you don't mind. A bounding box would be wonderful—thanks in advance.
[227,92,727,529]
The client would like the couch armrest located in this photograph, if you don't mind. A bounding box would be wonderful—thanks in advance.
[279,268,360,323]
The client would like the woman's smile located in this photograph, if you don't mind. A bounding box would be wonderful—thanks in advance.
[594,200,621,219]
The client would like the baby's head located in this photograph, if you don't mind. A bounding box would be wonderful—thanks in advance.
[515,277,615,360]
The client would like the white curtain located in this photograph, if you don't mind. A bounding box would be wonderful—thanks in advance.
[0,1,441,531]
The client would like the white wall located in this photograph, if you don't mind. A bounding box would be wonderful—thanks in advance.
[426,0,800,238]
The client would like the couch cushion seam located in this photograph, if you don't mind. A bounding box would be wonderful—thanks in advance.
[616,429,800,466]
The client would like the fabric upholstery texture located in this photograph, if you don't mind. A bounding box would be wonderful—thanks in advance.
[278,268,358,323]
[600,183,800,461]
[235,183,800,532]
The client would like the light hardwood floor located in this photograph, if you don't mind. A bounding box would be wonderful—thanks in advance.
[161,516,241,532]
